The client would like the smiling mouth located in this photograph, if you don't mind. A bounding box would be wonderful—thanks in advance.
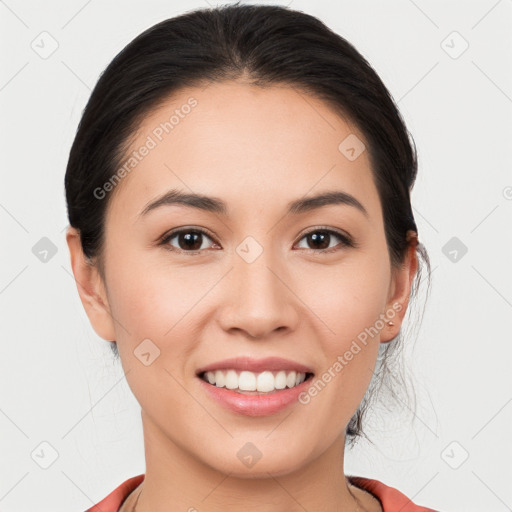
[198,369,315,394]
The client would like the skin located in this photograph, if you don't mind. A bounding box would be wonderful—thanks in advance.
[67,80,418,512]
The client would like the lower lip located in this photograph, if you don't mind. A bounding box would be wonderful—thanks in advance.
[197,375,313,417]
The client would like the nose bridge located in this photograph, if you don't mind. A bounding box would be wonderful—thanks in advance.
[237,244,280,300]
[218,236,299,337]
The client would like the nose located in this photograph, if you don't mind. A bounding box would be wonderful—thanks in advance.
[216,246,300,339]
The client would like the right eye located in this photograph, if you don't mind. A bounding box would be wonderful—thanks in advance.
[160,228,220,253]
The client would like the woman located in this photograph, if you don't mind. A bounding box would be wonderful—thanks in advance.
[65,3,436,511]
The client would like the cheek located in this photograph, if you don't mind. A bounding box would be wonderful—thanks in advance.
[106,245,196,332]
[299,257,390,405]
[106,263,204,414]
[111,292,184,356]
[106,257,218,372]
[302,256,391,344]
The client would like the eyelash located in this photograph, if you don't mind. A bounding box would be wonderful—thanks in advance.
[159,226,356,255]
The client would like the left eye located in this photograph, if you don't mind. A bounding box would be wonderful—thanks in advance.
[295,229,352,252]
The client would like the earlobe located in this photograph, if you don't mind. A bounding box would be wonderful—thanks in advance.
[65,226,117,342]
[380,231,419,343]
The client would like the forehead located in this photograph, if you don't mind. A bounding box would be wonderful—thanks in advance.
[107,80,380,222]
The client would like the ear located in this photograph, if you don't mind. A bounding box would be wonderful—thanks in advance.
[65,226,117,342]
[380,231,419,343]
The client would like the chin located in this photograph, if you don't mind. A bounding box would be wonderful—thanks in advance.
[201,444,310,479]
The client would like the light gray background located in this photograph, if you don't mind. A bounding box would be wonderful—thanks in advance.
[1,1,511,511]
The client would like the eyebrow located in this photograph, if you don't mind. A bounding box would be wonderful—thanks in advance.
[139,188,368,218]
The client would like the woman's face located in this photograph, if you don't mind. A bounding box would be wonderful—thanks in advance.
[69,80,415,477]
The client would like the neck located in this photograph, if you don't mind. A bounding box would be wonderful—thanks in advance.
[130,410,379,512]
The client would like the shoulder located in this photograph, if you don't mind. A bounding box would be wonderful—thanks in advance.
[347,475,440,512]
[84,474,145,512]
[84,473,440,512]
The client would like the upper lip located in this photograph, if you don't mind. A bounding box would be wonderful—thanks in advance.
[196,357,314,376]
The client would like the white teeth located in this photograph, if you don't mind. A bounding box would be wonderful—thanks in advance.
[239,371,257,391]
[203,369,308,392]
[256,371,274,392]
[214,370,225,388]
[275,370,287,389]
[225,370,238,390]
[286,371,297,388]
